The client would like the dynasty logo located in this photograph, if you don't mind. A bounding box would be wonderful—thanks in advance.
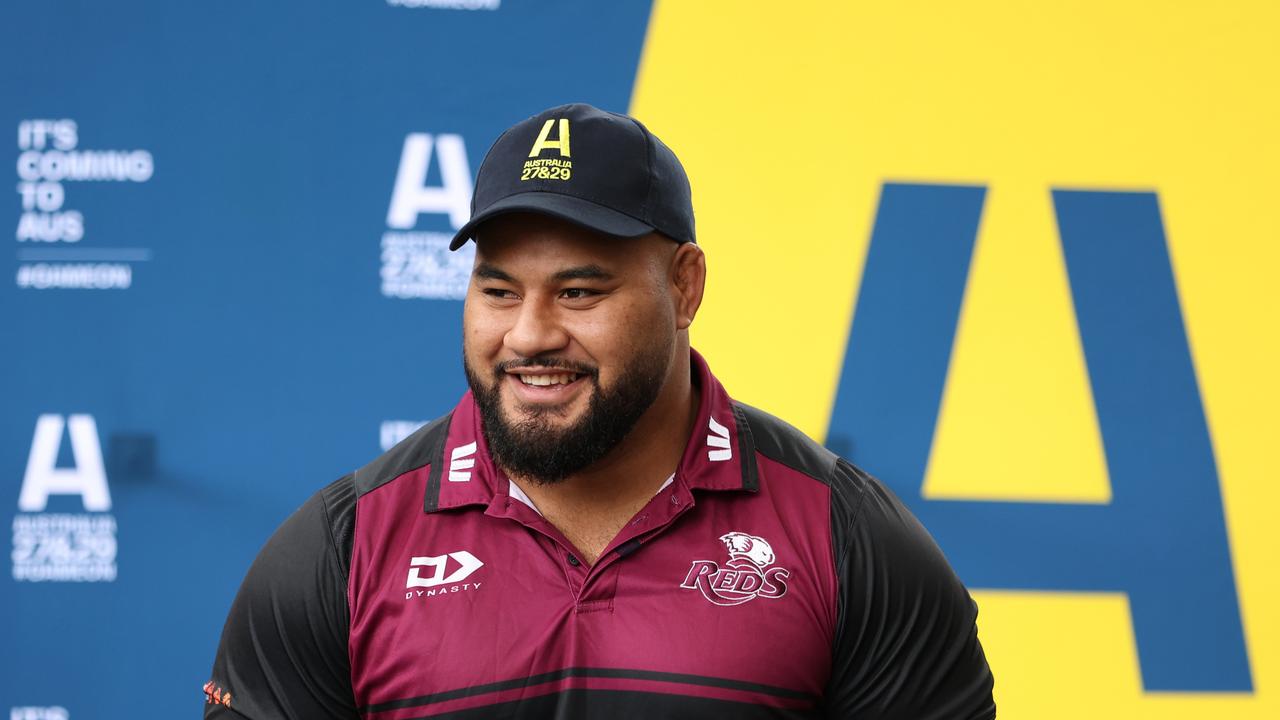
[404,549,484,600]
[681,532,790,606]
[521,118,572,182]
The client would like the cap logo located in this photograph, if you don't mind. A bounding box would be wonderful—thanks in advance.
[528,118,571,158]
[521,118,573,182]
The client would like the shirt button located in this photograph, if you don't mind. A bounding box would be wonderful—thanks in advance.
[567,554,581,567]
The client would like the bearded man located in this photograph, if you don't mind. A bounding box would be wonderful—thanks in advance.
[204,103,996,719]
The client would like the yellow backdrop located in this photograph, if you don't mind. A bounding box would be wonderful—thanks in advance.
[631,1,1278,716]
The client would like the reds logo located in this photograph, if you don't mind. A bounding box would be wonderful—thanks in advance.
[680,532,791,606]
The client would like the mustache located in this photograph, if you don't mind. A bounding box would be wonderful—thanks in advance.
[494,357,599,378]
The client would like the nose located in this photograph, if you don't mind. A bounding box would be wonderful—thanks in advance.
[504,297,570,358]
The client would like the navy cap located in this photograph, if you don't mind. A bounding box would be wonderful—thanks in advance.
[448,103,695,250]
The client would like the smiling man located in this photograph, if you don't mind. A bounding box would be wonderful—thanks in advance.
[204,103,996,719]
[461,211,704,566]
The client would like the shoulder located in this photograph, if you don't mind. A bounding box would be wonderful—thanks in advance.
[733,400,919,571]
[207,473,362,719]
[733,400,873,505]
[205,411,459,720]
[730,406,994,717]
[264,410,456,580]
[735,401,837,481]
[352,412,454,498]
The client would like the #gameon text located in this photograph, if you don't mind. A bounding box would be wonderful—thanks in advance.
[16,263,131,289]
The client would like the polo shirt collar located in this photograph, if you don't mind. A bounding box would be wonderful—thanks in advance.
[422,348,758,513]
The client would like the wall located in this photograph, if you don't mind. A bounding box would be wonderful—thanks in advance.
[3,1,1276,717]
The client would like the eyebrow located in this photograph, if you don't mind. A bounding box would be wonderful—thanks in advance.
[474,263,615,283]
[473,263,515,282]
[552,264,614,282]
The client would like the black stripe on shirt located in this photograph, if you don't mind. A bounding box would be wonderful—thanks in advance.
[360,667,818,713]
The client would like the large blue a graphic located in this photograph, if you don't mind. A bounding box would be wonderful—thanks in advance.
[828,184,1252,692]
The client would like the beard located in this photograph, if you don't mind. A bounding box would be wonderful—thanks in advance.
[464,340,673,485]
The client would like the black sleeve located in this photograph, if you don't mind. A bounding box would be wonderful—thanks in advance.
[823,459,996,719]
[204,476,359,720]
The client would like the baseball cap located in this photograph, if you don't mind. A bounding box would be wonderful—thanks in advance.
[448,103,695,250]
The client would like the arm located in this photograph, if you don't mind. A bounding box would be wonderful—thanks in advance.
[823,459,996,719]
[204,476,359,720]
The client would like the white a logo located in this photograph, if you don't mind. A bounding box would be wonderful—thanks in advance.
[386,133,473,230]
[406,551,484,588]
[17,414,111,512]
[707,416,732,462]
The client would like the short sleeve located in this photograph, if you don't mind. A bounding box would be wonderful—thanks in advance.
[823,460,996,719]
[204,477,359,720]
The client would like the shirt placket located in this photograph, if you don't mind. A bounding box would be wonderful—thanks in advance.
[484,476,697,607]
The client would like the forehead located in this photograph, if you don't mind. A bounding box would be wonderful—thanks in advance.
[472,212,655,272]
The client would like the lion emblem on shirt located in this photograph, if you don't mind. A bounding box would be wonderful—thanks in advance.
[719,532,776,568]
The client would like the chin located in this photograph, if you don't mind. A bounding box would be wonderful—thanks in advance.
[502,398,581,425]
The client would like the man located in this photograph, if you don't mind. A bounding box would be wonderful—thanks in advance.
[205,103,996,719]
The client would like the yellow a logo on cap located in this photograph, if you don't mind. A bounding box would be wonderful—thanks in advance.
[529,118,571,158]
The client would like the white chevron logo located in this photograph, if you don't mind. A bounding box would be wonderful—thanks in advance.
[707,416,732,462]
[448,441,477,482]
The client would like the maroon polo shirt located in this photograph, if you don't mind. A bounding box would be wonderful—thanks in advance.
[205,351,995,719]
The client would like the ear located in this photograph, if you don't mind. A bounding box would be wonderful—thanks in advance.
[669,242,706,330]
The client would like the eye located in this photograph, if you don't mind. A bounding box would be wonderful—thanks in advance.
[560,288,598,300]
[481,287,520,303]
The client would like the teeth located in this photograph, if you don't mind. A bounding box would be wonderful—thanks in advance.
[520,373,577,386]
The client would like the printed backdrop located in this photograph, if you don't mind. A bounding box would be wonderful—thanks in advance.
[3,1,1276,718]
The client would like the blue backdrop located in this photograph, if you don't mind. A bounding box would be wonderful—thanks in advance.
[2,2,654,717]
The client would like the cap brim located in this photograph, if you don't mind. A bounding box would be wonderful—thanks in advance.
[448,192,655,250]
